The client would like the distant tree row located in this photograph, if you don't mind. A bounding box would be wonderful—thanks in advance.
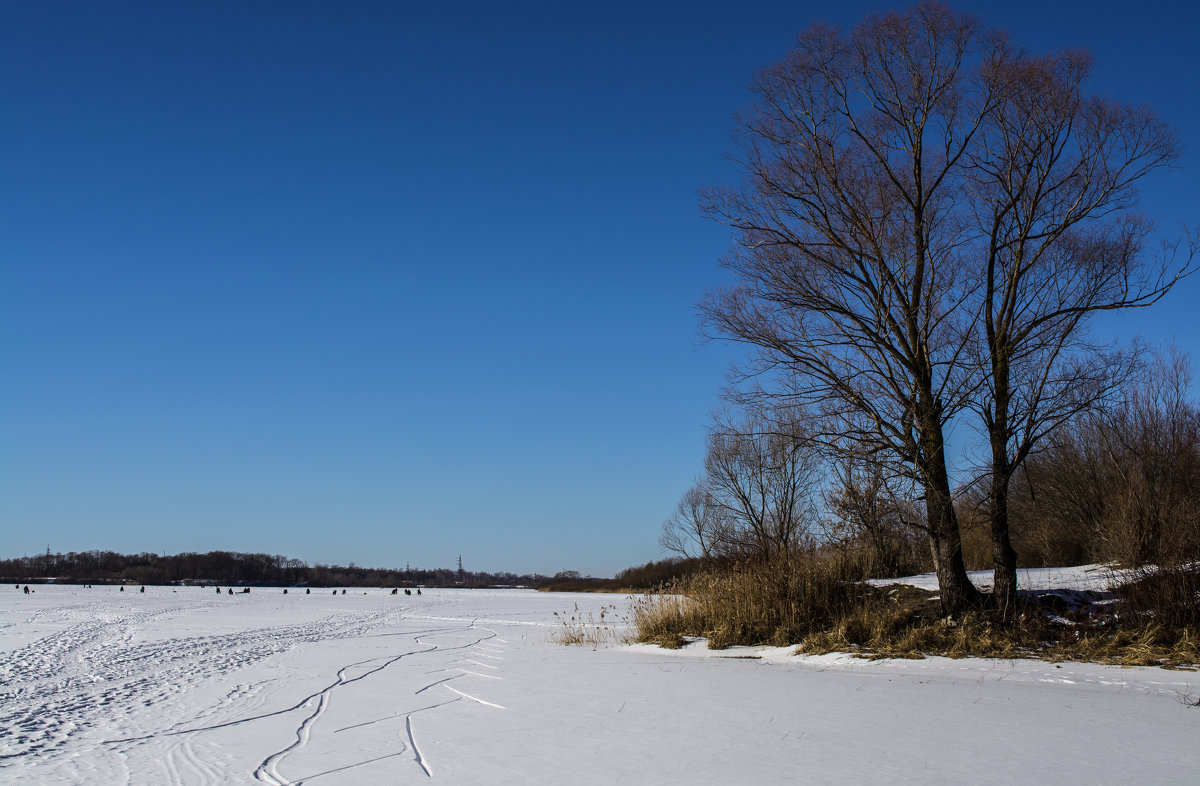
[539,558,709,592]
[0,549,550,588]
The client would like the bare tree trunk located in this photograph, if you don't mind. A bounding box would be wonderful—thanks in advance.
[988,471,1018,616]
[926,491,980,615]
[987,356,1019,617]
[919,398,984,614]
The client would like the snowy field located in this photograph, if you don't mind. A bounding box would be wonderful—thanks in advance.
[2,580,1198,785]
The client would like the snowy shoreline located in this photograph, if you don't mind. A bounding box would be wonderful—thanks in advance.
[3,582,1198,784]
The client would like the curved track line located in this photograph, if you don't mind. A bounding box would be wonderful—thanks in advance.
[413,675,460,696]
[250,646,439,784]
[254,690,329,784]
[404,697,462,777]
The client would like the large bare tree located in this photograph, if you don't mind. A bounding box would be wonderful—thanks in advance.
[968,45,1193,614]
[701,2,997,613]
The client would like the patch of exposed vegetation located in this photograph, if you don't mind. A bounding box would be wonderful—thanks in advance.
[632,559,1200,669]
[551,603,630,647]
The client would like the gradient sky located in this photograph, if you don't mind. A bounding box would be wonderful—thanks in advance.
[2,1,1197,577]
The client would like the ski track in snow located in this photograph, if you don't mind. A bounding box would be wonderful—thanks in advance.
[0,591,514,783]
[2,601,398,763]
[250,622,507,784]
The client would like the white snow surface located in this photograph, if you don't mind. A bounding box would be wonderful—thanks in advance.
[870,563,1120,593]
[3,582,1198,785]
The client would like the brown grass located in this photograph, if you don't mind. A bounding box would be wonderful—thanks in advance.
[630,554,859,650]
[551,603,631,647]
[631,557,1200,668]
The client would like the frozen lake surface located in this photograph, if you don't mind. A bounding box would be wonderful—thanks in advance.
[2,581,1198,784]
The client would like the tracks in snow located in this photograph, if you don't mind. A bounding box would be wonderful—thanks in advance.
[403,623,509,777]
[0,601,404,765]
[248,620,511,782]
[0,594,515,783]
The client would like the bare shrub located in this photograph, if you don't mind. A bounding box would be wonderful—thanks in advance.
[1113,565,1200,632]
[1005,347,1200,571]
[663,409,823,564]
[1099,351,1200,567]
[826,460,931,579]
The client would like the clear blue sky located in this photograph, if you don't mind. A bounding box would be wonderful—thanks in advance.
[2,1,1197,577]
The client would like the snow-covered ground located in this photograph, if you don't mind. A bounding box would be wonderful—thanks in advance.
[3,580,1197,785]
[870,563,1120,593]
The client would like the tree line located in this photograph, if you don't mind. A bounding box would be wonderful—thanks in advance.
[662,1,1197,618]
[0,549,551,588]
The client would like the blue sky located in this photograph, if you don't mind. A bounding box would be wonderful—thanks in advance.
[2,1,1197,577]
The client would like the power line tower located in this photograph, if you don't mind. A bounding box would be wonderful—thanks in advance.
[457,555,464,582]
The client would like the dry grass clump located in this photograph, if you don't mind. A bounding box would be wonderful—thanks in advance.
[631,556,1200,668]
[632,555,859,650]
[551,603,630,647]
[629,592,692,648]
[1055,625,1199,668]
[790,583,1049,661]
